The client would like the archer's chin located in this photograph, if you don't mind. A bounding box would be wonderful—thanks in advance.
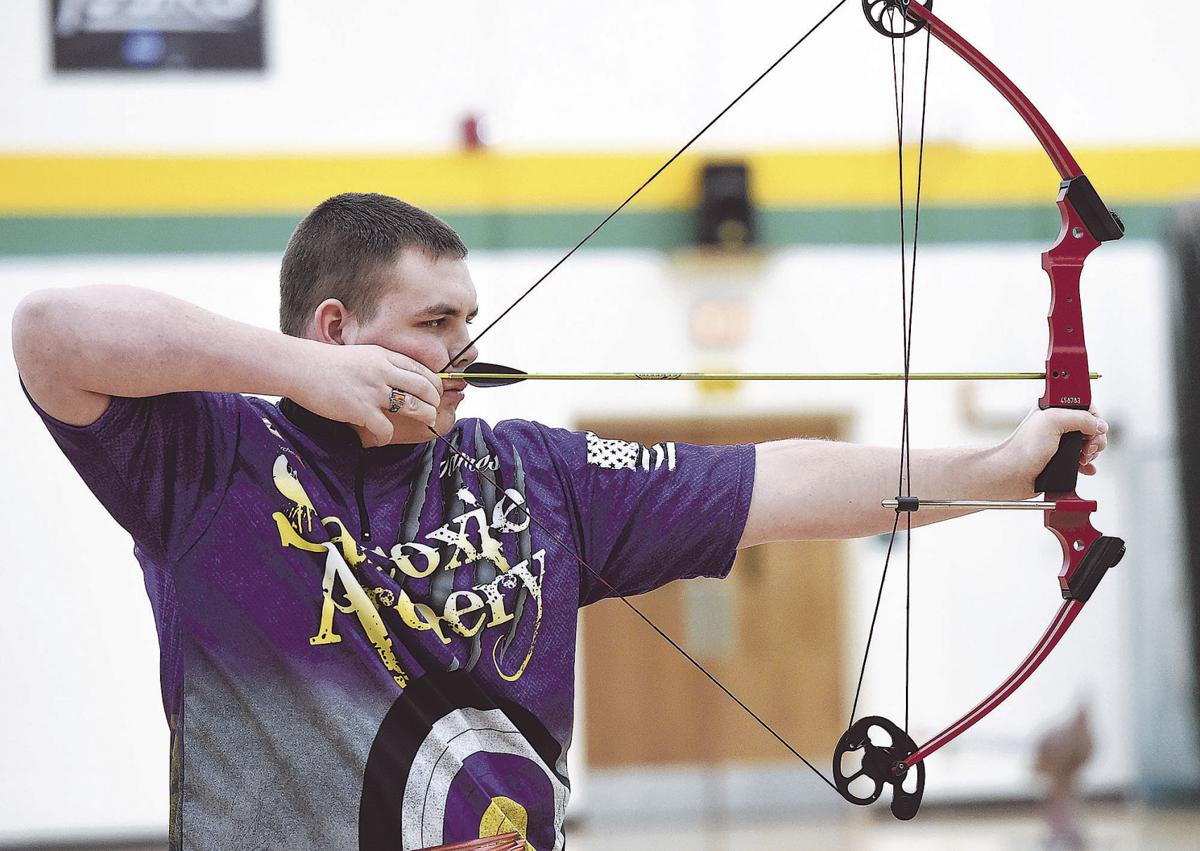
[433,407,461,435]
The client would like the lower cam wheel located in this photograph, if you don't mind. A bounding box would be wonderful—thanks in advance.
[832,715,925,820]
[863,0,931,39]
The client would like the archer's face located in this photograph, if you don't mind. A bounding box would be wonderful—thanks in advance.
[353,248,479,441]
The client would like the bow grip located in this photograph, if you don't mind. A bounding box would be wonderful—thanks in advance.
[1035,430,1084,494]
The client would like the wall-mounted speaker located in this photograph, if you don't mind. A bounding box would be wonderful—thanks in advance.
[696,162,756,249]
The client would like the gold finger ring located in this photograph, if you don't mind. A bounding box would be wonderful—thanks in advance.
[388,388,408,413]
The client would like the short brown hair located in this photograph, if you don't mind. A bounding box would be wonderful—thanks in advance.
[278,193,467,337]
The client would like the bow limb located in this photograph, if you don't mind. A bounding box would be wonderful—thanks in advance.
[901,498,1126,769]
[902,1,1079,177]
[904,599,1082,768]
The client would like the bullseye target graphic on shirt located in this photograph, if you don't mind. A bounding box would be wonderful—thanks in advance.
[359,670,569,851]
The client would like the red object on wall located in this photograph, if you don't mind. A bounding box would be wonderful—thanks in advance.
[461,114,486,152]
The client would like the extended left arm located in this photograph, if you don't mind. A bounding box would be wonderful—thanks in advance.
[739,407,1107,547]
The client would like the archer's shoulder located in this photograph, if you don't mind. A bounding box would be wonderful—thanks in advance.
[452,416,572,442]
[453,417,585,457]
[91,389,253,433]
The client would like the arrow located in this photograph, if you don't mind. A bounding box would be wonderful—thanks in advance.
[440,362,1101,388]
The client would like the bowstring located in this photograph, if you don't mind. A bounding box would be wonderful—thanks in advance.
[428,1,855,793]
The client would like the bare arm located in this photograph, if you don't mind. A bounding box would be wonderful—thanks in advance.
[739,408,1107,547]
[13,285,314,425]
[11,285,440,443]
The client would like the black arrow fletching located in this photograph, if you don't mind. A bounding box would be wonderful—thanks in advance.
[460,362,529,388]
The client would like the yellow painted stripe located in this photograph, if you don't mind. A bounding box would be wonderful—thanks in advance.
[1,146,1197,214]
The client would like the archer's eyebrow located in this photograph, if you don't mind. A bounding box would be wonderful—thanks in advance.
[416,303,479,320]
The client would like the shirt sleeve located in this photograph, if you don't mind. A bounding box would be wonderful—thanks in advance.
[22,383,243,565]
[495,421,756,606]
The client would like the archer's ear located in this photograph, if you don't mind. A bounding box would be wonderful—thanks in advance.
[311,298,355,345]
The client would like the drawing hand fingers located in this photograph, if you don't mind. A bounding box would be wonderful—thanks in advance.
[362,408,396,448]
[382,381,438,428]
[386,353,443,402]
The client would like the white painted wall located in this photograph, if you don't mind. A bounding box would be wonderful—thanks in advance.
[0,0,1194,154]
[0,0,1196,842]
[0,239,1167,839]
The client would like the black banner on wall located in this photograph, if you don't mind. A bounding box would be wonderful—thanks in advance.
[51,0,265,72]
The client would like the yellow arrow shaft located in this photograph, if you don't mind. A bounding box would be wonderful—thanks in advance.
[440,371,1101,382]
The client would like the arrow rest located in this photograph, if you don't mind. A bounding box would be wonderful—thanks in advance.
[863,0,931,38]
[833,716,925,819]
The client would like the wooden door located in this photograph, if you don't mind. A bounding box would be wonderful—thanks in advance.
[578,414,847,768]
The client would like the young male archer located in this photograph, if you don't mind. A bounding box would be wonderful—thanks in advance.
[12,192,1108,849]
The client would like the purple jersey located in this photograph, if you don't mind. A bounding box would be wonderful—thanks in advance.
[27,388,755,849]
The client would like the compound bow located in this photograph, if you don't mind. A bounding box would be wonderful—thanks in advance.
[428,0,1126,820]
[828,0,1126,819]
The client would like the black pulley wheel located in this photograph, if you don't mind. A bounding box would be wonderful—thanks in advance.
[832,715,925,820]
[863,0,931,38]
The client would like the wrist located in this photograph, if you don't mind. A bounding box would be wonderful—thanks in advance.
[265,334,324,402]
[979,439,1036,500]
